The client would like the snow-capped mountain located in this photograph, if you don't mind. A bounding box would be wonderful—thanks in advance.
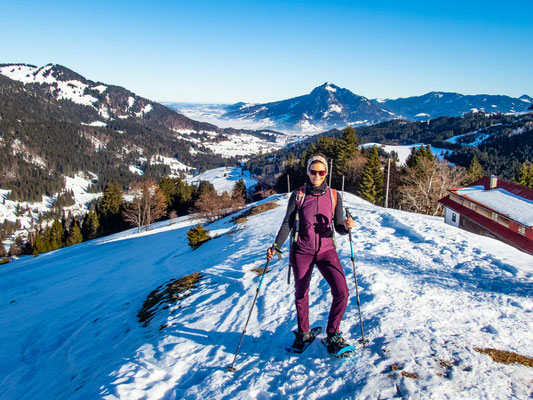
[0,63,287,160]
[0,63,291,215]
[375,91,532,121]
[519,94,532,103]
[0,193,531,399]
[221,83,396,133]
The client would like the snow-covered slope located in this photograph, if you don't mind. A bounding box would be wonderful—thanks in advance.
[360,143,447,165]
[186,167,257,194]
[0,194,532,399]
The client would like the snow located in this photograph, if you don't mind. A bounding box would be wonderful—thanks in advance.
[81,121,107,127]
[129,165,144,175]
[0,173,101,243]
[0,193,532,399]
[202,134,279,158]
[446,125,503,147]
[361,143,447,165]
[324,83,337,93]
[150,156,190,176]
[0,64,111,109]
[323,104,343,118]
[134,104,153,117]
[186,167,257,194]
[93,84,107,94]
[456,186,533,226]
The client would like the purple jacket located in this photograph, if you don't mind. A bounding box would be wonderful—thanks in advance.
[274,184,348,255]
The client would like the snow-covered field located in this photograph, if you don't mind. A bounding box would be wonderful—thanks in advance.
[186,167,257,194]
[361,143,447,165]
[0,193,531,399]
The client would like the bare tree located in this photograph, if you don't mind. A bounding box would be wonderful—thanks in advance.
[193,191,245,222]
[142,181,167,231]
[122,182,144,233]
[398,158,468,216]
[344,152,368,192]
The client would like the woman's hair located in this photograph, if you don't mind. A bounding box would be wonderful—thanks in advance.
[307,153,329,175]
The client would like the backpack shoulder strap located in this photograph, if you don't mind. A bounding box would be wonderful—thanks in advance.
[296,184,306,210]
[330,188,337,218]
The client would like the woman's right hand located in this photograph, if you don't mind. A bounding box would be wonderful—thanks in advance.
[266,247,274,261]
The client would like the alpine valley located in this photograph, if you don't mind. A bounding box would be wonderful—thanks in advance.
[1,63,532,252]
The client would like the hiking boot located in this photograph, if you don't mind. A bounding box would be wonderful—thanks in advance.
[291,330,313,352]
[325,332,353,356]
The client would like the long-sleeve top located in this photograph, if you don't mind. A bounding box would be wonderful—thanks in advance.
[273,186,349,251]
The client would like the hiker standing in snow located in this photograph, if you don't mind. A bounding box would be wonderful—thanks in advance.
[267,154,355,355]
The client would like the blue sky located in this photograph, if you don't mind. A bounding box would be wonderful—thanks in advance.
[1,0,532,103]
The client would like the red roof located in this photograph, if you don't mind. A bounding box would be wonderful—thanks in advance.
[469,176,533,201]
[439,195,533,254]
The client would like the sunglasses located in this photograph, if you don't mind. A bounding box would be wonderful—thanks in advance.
[309,170,327,176]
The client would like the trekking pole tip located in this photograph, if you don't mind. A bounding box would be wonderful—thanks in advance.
[226,366,237,373]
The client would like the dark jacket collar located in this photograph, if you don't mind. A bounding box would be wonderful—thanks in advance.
[305,179,328,196]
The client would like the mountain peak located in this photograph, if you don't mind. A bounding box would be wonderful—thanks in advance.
[317,82,339,93]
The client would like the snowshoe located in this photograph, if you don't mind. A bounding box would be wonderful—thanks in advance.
[321,332,355,358]
[286,326,322,354]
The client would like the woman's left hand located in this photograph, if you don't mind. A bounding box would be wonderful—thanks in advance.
[344,216,354,230]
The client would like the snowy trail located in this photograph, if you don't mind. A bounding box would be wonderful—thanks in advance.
[1,194,532,399]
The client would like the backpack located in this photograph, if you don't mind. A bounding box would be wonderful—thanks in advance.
[287,184,338,285]
[292,184,338,247]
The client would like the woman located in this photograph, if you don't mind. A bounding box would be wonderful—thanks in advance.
[267,154,355,355]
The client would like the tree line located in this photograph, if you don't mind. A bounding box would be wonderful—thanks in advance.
[2,174,252,259]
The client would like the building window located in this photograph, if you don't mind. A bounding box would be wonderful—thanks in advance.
[497,215,509,228]
[452,213,457,223]
[518,225,526,236]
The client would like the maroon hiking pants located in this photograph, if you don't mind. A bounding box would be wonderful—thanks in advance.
[290,249,349,336]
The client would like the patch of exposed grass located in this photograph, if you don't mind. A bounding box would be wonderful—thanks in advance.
[231,201,279,224]
[250,267,270,276]
[475,348,533,368]
[389,363,403,371]
[138,273,203,326]
[401,371,419,379]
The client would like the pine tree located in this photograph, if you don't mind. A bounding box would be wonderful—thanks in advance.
[66,221,83,246]
[49,219,64,251]
[187,224,210,249]
[33,227,51,256]
[101,181,124,214]
[337,126,359,175]
[358,147,384,205]
[406,145,434,168]
[83,211,100,240]
[468,155,483,182]
[514,162,533,188]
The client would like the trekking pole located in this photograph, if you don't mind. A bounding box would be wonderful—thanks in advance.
[227,245,279,372]
[345,208,368,348]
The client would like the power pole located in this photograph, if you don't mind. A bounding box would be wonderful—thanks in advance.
[329,159,333,187]
[341,175,345,201]
[385,158,391,208]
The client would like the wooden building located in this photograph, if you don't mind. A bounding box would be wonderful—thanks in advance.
[439,176,533,255]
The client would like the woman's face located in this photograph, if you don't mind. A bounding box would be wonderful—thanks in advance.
[308,161,327,186]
